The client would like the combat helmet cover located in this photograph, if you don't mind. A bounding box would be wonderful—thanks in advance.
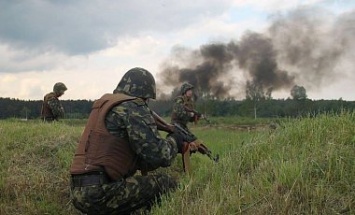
[114,67,156,99]
[53,82,67,94]
[180,82,194,95]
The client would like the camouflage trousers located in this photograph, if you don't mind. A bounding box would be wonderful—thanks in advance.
[70,173,177,215]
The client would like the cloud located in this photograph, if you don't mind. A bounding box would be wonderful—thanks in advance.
[1,0,355,100]
[0,0,234,55]
[0,44,70,73]
[233,0,323,12]
[0,34,176,100]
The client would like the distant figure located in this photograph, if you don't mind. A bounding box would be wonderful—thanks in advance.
[171,82,202,138]
[41,82,67,122]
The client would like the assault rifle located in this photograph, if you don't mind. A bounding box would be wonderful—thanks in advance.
[152,111,219,174]
[173,122,219,159]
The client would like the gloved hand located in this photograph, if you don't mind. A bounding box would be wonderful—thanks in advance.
[167,132,184,153]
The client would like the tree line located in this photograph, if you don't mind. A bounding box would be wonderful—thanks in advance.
[0,98,92,119]
[151,97,353,118]
[0,97,353,120]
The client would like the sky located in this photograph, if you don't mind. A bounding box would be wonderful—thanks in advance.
[0,0,355,101]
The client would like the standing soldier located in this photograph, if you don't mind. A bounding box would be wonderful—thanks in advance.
[170,83,219,173]
[70,67,185,214]
[41,82,67,122]
[171,82,202,137]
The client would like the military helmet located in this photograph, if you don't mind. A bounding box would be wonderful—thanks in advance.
[180,82,194,95]
[114,67,156,99]
[53,82,67,94]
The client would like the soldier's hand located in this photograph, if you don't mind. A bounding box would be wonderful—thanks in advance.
[189,142,198,153]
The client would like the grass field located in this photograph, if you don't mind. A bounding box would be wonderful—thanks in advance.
[0,113,354,214]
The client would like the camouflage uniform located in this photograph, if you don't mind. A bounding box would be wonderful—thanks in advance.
[41,82,67,122]
[70,68,179,215]
[171,83,198,138]
[71,173,176,214]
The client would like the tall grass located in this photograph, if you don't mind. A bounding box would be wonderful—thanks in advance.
[0,119,83,215]
[1,113,354,214]
[152,112,355,214]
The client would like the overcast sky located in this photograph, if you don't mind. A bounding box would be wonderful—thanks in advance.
[1,0,354,101]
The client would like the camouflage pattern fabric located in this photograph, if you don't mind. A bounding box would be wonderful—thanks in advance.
[71,98,178,214]
[114,67,156,99]
[42,92,65,120]
[53,82,67,94]
[106,98,178,169]
[180,82,194,95]
[47,96,65,118]
[171,95,198,141]
[171,95,194,127]
[71,174,177,215]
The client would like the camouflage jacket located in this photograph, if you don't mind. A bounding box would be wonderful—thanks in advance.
[41,92,65,119]
[171,95,195,126]
[106,98,178,171]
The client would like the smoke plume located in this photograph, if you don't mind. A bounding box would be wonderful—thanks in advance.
[157,7,355,100]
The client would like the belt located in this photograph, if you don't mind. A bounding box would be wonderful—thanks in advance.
[71,172,111,187]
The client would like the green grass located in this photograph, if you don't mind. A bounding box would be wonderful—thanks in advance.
[1,113,355,214]
[0,119,82,215]
[151,112,355,214]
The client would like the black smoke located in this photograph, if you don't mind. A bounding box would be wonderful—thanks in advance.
[157,7,355,100]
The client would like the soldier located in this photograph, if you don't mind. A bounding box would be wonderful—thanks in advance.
[70,67,185,214]
[170,83,219,173]
[171,82,202,138]
[41,82,67,122]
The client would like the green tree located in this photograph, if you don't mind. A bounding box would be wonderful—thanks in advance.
[245,81,273,118]
[290,85,307,100]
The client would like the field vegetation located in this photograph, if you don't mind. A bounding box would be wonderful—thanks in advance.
[0,113,354,214]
